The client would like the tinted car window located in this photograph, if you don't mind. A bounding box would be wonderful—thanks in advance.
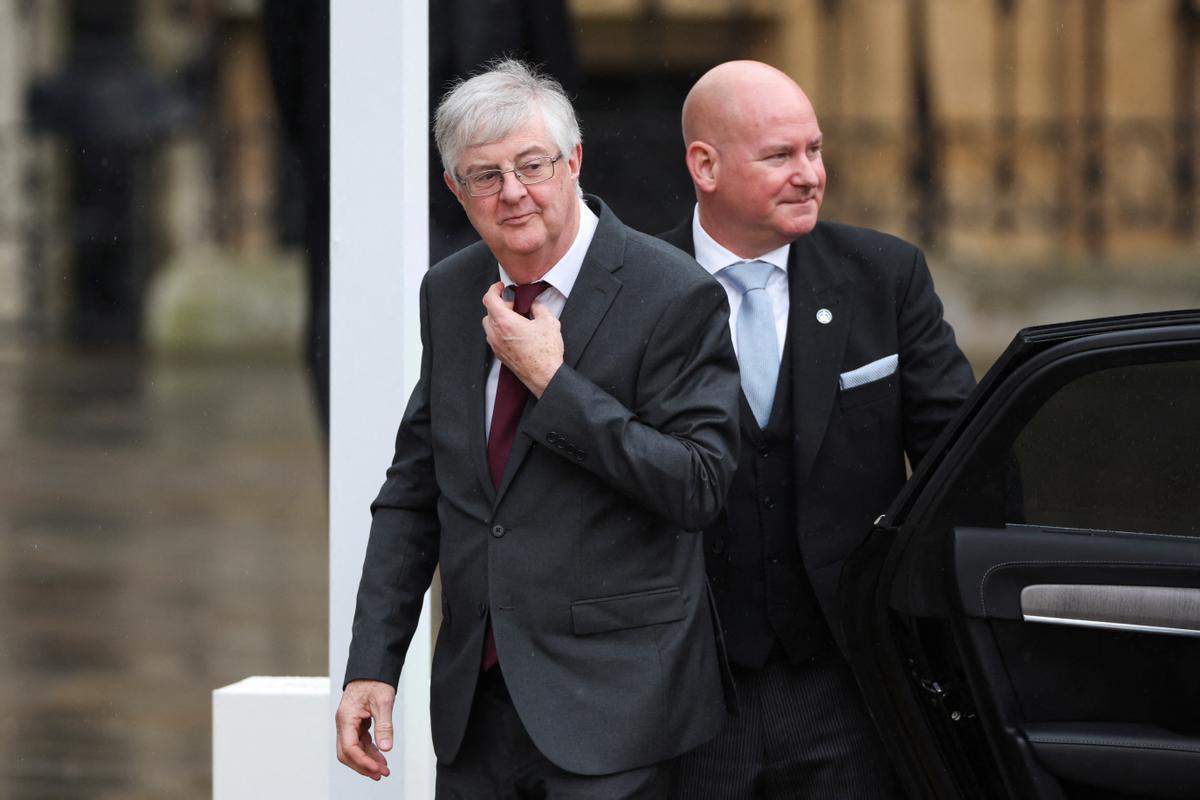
[1009,359,1200,536]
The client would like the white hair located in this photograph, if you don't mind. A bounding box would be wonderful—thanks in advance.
[434,59,582,183]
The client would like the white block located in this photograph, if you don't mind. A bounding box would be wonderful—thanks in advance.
[213,676,330,800]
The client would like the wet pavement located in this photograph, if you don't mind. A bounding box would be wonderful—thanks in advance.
[0,343,327,799]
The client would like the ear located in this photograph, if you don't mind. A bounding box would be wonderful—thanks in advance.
[444,171,466,206]
[565,142,583,181]
[686,142,718,194]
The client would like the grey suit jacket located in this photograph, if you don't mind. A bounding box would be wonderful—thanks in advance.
[346,196,741,775]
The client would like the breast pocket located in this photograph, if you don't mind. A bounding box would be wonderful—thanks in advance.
[838,374,897,410]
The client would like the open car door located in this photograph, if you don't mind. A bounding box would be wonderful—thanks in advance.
[841,310,1200,799]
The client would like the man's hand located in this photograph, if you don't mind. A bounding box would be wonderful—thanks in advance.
[335,679,395,781]
[482,282,564,397]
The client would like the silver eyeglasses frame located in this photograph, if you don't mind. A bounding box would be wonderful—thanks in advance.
[458,154,564,197]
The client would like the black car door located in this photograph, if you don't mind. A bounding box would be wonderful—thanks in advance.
[840,310,1200,800]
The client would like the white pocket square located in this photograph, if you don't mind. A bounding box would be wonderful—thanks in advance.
[839,354,898,390]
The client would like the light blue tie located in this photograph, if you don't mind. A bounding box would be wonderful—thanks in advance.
[722,260,779,428]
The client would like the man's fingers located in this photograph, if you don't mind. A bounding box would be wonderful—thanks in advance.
[361,737,391,774]
[482,282,514,316]
[336,714,386,779]
[369,694,396,752]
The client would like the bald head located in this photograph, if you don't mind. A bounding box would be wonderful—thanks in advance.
[682,61,814,150]
[681,61,827,257]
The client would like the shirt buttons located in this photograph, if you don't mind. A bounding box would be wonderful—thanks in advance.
[491,524,506,538]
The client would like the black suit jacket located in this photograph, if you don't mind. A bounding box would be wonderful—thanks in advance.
[346,197,741,776]
[660,218,975,649]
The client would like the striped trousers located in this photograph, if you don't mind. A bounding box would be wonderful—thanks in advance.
[673,649,901,799]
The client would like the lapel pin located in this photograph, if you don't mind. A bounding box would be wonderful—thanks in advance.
[816,308,833,325]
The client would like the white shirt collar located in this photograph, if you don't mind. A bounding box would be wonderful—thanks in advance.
[691,204,790,275]
[498,201,599,297]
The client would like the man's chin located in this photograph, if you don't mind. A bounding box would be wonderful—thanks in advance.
[501,229,548,256]
[778,214,818,239]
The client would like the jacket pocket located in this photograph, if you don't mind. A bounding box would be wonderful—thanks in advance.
[570,586,686,635]
[837,374,897,410]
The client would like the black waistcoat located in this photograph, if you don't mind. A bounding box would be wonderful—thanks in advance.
[703,340,833,669]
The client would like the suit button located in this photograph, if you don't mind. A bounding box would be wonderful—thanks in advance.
[758,446,771,458]
[769,556,780,565]
[762,496,775,510]
[711,538,725,555]
[574,451,586,462]
[547,432,560,444]
[491,525,506,538]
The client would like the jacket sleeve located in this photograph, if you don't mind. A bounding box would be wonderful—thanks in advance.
[522,276,741,531]
[896,248,976,467]
[343,275,441,688]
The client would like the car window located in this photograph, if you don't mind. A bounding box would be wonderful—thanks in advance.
[1007,359,1199,536]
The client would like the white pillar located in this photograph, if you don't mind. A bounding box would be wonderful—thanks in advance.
[329,2,432,798]
[0,0,26,327]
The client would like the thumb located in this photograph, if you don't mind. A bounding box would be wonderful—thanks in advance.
[530,301,554,320]
[370,694,396,752]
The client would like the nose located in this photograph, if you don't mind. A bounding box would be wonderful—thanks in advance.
[498,169,528,203]
[791,156,818,187]
[792,163,811,188]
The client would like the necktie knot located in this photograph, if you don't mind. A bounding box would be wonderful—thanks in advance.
[721,260,775,295]
[512,281,549,316]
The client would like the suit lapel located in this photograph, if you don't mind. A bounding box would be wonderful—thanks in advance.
[464,254,501,505]
[493,197,625,506]
[788,229,852,491]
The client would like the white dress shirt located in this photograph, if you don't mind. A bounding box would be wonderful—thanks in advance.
[484,201,600,438]
[691,205,790,364]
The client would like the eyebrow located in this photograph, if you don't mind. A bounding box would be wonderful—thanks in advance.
[756,137,823,157]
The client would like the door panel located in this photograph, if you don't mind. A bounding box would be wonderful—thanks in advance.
[952,525,1200,798]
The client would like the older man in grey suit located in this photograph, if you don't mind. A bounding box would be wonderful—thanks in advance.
[334,60,741,799]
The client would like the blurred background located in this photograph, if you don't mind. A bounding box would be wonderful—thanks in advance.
[0,0,1197,796]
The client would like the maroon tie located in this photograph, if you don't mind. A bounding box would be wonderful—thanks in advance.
[486,282,549,489]
[482,281,548,671]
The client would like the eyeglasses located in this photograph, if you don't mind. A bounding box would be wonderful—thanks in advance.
[459,154,563,197]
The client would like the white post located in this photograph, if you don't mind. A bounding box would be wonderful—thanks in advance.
[329,2,432,798]
[213,677,330,799]
[0,0,25,328]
